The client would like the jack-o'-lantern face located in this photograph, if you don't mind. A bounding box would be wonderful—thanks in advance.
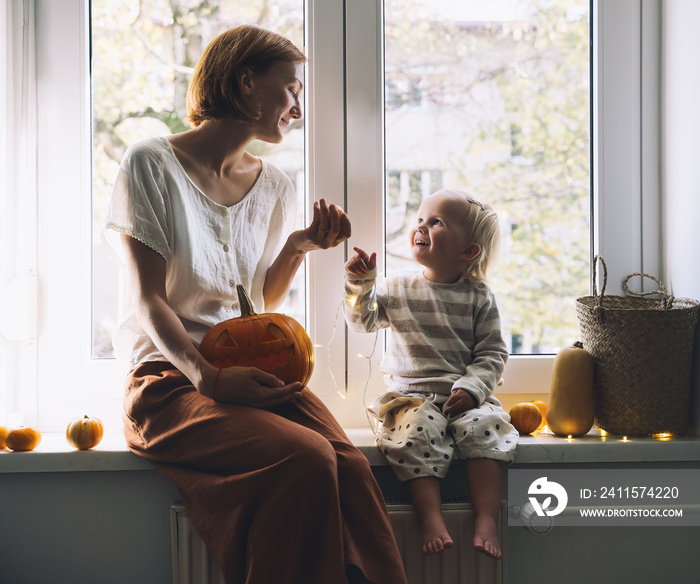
[199,286,314,387]
[211,318,300,371]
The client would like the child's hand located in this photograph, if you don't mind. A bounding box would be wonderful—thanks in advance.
[346,247,377,276]
[444,389,477,417]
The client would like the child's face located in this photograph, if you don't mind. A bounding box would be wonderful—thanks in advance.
[409,192,478,283]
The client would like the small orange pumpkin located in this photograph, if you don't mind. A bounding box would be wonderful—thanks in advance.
[531,400,548,430]
[199,285,314,387]
[6,426,42,451]
[0,425,8,449]
[66,415,104,450]
[509,402,543,435]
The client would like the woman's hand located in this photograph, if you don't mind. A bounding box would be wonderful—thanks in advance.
[201,365,303,408]
[346,247,377,276]
[444,389,477,417]
[290,198,351,253]
[263,199,351,310]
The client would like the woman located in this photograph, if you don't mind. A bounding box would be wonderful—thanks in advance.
[104,25,407,584]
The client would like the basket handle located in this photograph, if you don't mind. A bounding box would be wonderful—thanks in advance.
[591,255,607,321]
[622,272,675,309]
[592,255,607,300]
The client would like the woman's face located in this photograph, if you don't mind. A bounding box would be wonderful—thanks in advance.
[252,60,304,143]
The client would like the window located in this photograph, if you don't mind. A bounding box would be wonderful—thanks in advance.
[0,0,660,432]
[383,0,590,355]
[91,0,306,359]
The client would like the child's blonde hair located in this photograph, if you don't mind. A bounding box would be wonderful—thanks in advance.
[440,188,501,281]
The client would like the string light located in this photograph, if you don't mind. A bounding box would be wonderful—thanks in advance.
[313,287,382,431]
[313,300,344,397]
[316,292,381,408]
[358,328,381,433]
[349,290,381,432]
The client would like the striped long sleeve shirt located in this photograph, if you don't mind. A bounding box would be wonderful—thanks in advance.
[343,268,508,405]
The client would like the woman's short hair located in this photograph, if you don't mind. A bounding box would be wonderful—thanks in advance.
[187,25,306,127]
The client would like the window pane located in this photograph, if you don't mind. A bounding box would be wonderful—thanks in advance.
[91,0,305,358]
[384,0,590,354]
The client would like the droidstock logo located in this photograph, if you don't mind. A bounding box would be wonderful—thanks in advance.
[528,477,569,517]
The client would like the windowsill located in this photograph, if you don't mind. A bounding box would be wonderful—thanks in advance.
[2,427,700,474]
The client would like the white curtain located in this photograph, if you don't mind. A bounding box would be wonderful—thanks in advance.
[1,0,38,425]
[1,0,37,339]
[662,0,700,435]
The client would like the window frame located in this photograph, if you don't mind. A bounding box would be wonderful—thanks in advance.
[0,0,660,431]
[337,0,662,421]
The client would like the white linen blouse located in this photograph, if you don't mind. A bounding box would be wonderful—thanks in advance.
[103,136,296,367]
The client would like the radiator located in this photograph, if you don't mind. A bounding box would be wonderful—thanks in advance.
[170,502,504,584]
[388,503,504,584]
[171,503,226,584]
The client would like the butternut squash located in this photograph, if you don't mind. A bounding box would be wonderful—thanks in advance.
[546,342,594,436]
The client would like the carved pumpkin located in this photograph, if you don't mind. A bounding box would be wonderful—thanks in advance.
[199,285,314,387]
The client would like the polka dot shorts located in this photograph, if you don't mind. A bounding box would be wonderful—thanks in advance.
[369,391,518,482]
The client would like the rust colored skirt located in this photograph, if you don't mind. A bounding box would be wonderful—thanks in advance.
[123,362,407,584]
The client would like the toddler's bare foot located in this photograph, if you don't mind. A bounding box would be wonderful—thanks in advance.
[419,511,454,556]
[473,515,501,560]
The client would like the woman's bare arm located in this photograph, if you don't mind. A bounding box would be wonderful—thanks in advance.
[263,199,351,310]
[121,234,302,405]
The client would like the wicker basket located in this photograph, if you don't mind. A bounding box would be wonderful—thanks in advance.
[575,256,699,436]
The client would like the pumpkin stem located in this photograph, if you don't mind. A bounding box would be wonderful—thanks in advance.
[236,285,257,317]
[574,340,584,349]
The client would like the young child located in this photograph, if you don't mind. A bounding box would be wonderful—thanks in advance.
[343,188,518,560]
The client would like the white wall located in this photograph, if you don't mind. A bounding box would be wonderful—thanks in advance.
[662,0,700,434]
